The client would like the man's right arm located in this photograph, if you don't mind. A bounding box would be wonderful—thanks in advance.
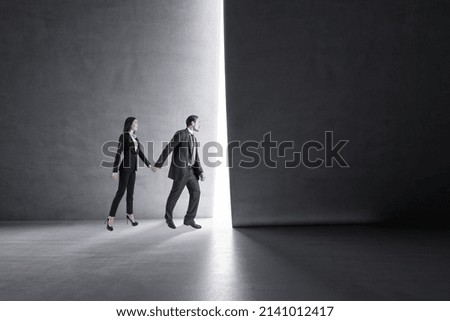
[154,131,182,168]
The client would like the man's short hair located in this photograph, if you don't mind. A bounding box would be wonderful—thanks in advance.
[186,115,199,127]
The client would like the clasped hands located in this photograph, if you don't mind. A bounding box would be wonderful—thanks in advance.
[113,166,205,181]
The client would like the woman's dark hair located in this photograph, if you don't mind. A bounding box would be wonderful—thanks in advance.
[186,115,198,127]
[123,117,137,132]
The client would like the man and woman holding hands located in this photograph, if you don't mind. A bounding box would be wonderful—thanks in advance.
[105,115,205,231]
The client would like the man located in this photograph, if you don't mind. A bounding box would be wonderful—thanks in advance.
[152,115,205,229]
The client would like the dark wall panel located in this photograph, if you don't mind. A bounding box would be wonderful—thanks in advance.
[225,0,450,227]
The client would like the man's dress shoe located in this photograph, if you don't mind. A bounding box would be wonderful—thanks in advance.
[184,220,202,229]
[166,219,176,229]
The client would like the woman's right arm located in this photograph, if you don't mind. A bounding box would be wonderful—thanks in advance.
[112,134,124,173]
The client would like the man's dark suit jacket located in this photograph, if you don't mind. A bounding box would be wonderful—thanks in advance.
[113,132,150,172]
[155,129,204,180]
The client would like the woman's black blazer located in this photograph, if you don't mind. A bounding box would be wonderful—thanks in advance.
[113,133,150,172]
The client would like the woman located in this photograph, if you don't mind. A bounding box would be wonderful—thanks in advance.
[105,117,152,231]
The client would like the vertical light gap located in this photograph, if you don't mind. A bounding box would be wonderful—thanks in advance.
[213,0,232,229]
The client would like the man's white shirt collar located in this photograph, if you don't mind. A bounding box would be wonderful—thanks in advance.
[187,127,194,135]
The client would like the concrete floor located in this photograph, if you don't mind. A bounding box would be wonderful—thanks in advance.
[0,219,449,300]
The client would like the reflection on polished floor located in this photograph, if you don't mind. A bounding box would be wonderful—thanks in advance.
[0,219,449,300]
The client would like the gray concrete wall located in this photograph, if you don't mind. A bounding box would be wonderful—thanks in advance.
[0,0,220,220]
[225,0,450,227]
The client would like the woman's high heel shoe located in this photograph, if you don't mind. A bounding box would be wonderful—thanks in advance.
[126,214,138,226]
[104,216,114,231]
